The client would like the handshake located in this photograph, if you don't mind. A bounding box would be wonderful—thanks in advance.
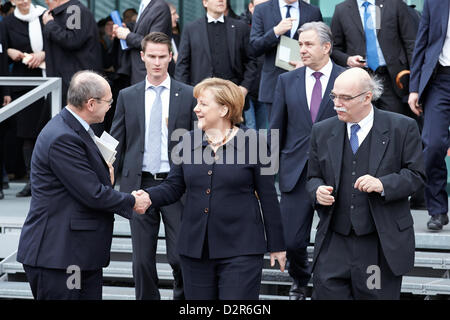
[131,190,152,214]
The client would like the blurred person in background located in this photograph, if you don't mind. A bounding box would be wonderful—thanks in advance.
[4,0,48,198]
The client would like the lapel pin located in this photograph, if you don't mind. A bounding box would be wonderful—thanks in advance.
[382,141,386,144]
[380,4,383,8]
[175,93,179,97]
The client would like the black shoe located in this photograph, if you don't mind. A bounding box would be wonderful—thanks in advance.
[289,280,307,300]
[16,183,31,197]
[427,214,449,231]
[0,190,4,200]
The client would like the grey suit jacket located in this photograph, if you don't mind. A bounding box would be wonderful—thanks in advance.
[330,0,417,98]
[110,78,196,193]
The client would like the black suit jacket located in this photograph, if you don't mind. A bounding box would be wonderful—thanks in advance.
[125,0,172,84]
[331,0,416,98]
[146,128,286,259]
[44,0,102,102]
[250,0,323,103]
[306,108,425,276]
[17,108,135,270]
[174,16,257,90]
[269,62,345,193]
[110,78,196,193]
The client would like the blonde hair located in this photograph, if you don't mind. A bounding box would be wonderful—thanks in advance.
[193,78,244,125]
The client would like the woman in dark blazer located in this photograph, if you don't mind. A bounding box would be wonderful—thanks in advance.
[4,0,48,197]
[144,78,286,300]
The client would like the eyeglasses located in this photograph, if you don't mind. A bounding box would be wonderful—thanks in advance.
[329,91,368,102]
[92,97,114,106]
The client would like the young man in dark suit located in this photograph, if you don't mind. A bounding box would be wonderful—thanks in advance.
[330,0,417,117]
[113,0,172,85]
[408,0,450,231]
[307,68,425,299]
[269,21,345,300]
[17,71,150,300]
[249,0,322,120]
[174,0,257,100]
[110,32,196,300]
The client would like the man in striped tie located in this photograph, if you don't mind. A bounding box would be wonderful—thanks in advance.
[307,67,425,299]
[269,21,345,300]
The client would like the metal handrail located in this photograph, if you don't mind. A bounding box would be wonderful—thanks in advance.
[0,77,62,123]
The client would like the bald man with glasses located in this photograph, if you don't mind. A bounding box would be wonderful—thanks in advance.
[307,68,425,300]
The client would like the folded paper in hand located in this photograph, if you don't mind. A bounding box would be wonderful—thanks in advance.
[94,131,119,164]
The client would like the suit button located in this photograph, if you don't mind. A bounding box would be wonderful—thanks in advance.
[350,205,354,210]
[206,188,211,195]
[208,170,213,176]
[204,208,209,214]
[352,172,356,176]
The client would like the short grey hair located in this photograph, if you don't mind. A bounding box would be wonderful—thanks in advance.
[67,70,107,109]
[363,74,384,101]
[298,21,333,54]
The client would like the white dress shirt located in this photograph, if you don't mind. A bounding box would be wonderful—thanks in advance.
[356,0,387,66]
[278,0,300,38]
[305,58,333,110]
[439,5,450,66]
[346,106,374,147]
[142,75,171,173]
[206,13,225,24]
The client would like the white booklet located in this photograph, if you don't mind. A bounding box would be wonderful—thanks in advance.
[275,35,301,71]
[94,131,119,164]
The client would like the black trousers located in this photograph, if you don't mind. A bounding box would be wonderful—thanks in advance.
[421,72,450,216]
[312,231,402,300]
[180,253,264,300]
[130,173,184,300]
[280,169,314,286]
[23,265,102,300]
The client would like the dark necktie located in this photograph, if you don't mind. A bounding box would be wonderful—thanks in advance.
[350,124,361,154]
[310,72,323,123]
[284,5,292,38]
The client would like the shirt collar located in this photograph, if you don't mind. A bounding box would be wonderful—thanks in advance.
[347,105,374,131]
[206,13,225,23]
[279,0,299,10]
[145,75,171,91]
[65,106,90,132]
[305,58,333,79]
[357,0,375,8]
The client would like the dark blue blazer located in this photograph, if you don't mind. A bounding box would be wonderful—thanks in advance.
[269,62,345,193]
[249,0,322,103]
[146,128,286,259]
[17,108,135,271]
[410,0,450,100]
